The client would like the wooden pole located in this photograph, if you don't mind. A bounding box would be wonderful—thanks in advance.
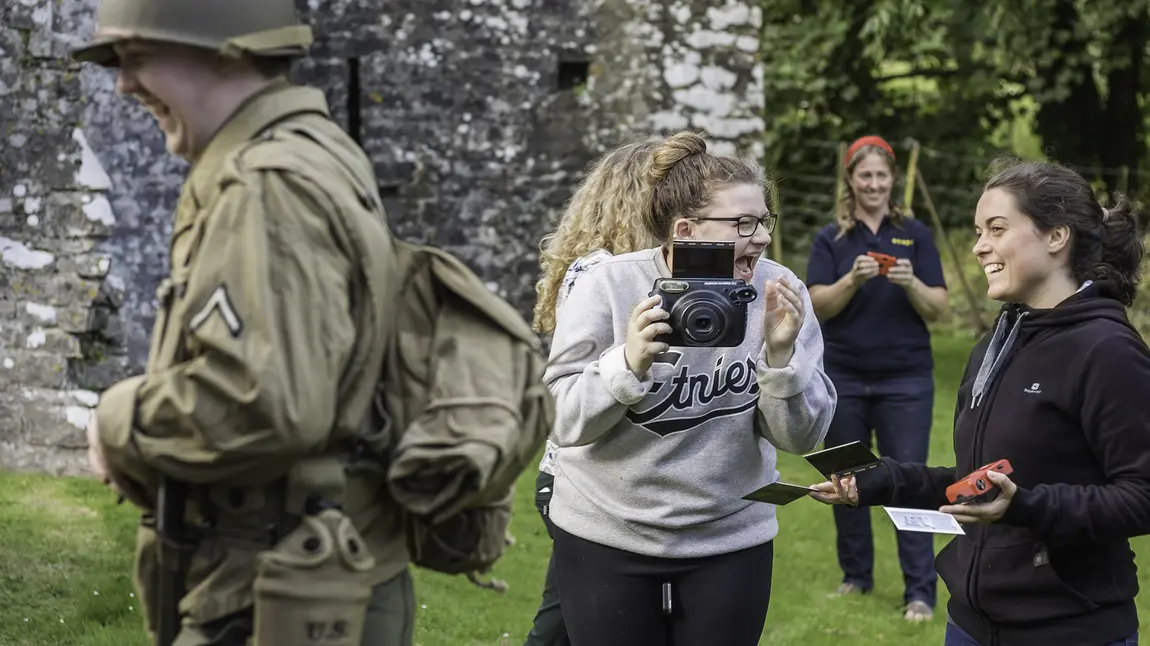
[916,174,989,334]
[834,142,847,205]
[903,139,920,217]
[769,178,783,262]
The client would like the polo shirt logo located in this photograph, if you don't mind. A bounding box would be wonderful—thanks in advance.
[891,237,914,247]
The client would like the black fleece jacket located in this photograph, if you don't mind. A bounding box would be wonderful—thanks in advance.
[856,283,1150,646]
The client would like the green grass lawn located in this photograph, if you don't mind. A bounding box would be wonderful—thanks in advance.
[4,328,1150,645]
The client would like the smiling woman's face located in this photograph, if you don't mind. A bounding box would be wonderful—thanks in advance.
[972,187,1071,306]
[848,152,893,214]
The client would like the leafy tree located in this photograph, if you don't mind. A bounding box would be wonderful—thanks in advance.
[760,0,1150,244]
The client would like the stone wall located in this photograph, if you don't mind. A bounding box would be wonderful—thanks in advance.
[0,0,763,474]
[0,0,122,474]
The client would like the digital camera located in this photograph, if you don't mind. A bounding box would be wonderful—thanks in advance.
[649,277,759,347]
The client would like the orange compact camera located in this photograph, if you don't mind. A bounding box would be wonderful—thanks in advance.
[866,251,898,275]
[946,459,1013,504]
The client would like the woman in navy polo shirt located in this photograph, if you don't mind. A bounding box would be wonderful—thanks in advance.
[805,135,949,622]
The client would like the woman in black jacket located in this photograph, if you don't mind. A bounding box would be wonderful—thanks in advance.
[810,158,1150,646]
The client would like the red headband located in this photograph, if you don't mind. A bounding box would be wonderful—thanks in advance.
[845,136,895,168]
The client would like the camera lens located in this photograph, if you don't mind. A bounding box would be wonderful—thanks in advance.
[680,301,725,344]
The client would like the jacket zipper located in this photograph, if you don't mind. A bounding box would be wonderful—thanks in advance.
[965,323,1020,645]
[964,400,992,641]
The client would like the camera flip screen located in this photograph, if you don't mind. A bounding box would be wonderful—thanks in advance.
[670,240,735,279]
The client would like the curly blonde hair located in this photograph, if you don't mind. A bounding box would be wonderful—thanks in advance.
[532,131,768,334]
[532,136,663,333]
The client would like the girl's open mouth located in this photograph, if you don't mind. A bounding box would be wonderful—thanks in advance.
[735,254,756,280]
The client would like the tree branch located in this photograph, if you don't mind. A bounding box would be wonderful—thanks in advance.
[877,64,1030,87]
[876,67,960,82]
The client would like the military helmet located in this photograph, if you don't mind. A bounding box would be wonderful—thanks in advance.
[71,0,313,67]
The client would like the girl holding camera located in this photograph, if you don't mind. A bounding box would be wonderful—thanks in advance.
[810,159,1150,646]
[543,131,837,646]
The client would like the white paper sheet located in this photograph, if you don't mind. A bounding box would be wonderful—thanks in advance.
[883,507,966,535]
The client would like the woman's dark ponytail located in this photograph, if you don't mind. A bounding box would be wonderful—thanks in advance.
[1087,194,1144,307]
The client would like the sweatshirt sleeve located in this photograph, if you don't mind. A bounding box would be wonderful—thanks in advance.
[752,278,837,454]
[1000,331,1150,543]
[543,268,653,447]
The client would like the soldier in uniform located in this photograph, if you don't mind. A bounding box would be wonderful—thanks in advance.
[72,1,415,644]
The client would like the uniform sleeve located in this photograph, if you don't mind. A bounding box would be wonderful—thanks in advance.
[95,170,357,486]
[753,277,837,454]
[543,268,651,447]
[805,229,838,287]
[913,222,947,288]
[1000,332,1150,543]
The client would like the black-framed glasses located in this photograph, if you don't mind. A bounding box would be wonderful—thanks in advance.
[696,213,777,237]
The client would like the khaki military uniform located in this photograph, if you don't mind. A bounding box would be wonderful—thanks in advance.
[93,79,413,645]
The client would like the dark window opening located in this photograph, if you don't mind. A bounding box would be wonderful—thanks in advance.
[347,57,362,144]
[378,185,403,221]
[556,59,590,90]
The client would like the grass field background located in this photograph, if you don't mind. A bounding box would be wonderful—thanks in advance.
[4,327,1150,645]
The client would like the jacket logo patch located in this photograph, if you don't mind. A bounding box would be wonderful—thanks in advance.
[624,352,759,437]
[891,237,914,247]
[1023,382,1041,394]
[188,284,244,338]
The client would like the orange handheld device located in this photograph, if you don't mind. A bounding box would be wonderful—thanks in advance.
[946,459,1014,504]
[866,251,898,276]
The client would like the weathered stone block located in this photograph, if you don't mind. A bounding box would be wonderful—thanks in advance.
[0,385,93,475]
[33,191,117,239]
[1,132,82,194]
[68,347,133,392]
[0,0,41,31]
[0,298,18,321]
[12,403,89,449]
[0,235,57,273]
[0,441,90,477]
[6,272,103,307]
[0,324,82,357]
[0,349,70,389]
[57,298,104,334]
[55,251,113,280]
[0,28,25,78]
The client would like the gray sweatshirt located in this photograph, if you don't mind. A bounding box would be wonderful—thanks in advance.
[544,246,837,558]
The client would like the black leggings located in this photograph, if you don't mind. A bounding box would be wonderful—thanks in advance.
[552,525,774,646]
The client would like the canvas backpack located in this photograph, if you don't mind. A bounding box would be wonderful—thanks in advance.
[370,239,554,590]
[264,115,553,590]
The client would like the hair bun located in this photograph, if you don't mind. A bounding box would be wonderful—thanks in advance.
[649,131,707,186]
